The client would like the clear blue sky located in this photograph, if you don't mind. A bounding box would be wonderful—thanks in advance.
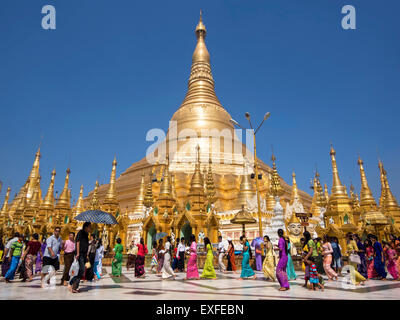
[0,0,399,205]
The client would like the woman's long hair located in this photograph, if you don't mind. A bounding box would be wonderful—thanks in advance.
[97,238,103,249]
[228,240,234,254]
[189,234,196,244]
[278,229,288,255]
[204,237,211,247]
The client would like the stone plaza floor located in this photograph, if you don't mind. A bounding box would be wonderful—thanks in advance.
[0,267,399,300]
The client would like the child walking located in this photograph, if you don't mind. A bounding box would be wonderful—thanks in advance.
[308,257,324,291]
[150,241,158,273]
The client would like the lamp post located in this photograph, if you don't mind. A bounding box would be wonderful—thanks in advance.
[230,112,270,243]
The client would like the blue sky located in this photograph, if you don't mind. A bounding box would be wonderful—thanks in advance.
[0,0,399,205]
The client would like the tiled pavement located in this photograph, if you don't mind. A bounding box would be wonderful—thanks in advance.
[0,267,399,300]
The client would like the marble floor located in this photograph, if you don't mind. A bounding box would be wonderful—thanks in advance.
[0,267,399,300]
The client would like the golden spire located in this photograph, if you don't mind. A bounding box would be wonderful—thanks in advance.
[315,172,327,208]
[74,185,85,215]
[56,168,71,209]
[159,155,173,200]
[41,169,56,209]
[357,157,377,211]
[329,145,348,199]
[270,153,283,197]
[205,156,216,203]
[379,161,399,210]
[378,160,386,207]
[178,11,223,111]
[143,172,154,208]
[290,172,300,205]
[349,183,360,211]
[104,157,118,204]
[324,183,330,203]
[89,181,100,210]
[28,177,41,209]
[26,147,41,200]
[189,145,205,193]
[133,172,146,213]
[236,161,255,208]
[0,187,11,222]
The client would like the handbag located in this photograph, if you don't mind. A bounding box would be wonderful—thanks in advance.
[85,261,91,269]
[349,253,361,265]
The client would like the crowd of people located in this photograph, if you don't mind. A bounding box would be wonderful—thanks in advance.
[0,224,399,294]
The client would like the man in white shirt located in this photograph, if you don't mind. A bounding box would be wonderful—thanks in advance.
[177,237,186,272]
[217,236,226,273]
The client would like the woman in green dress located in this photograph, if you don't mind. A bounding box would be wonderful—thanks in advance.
[200,237,217,279]
[238,236,256,280]
[112,238,123,277]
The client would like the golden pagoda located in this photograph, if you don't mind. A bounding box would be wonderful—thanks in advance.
[379,160,400,227]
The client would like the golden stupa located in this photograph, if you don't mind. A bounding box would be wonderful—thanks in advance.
[83,12,312,246]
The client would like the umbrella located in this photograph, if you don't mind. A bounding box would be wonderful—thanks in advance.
[155,232,167,241]
[251,237,263,247]
[74,210,118,225]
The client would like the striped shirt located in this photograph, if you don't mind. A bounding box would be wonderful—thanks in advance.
[310,263,318,279]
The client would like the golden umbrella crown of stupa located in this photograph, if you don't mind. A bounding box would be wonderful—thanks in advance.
[230,205,257,225]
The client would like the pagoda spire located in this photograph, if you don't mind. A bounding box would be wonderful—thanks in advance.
[236,160,255,208]
[159,155,173,200]
[28,177,41,209]
[379,161,399,210]
[144,172,154,208]
[90,181,100,210]
[26,147,41,201]
[270,153,283,197]
[104,157,118,204]
[56,168,71,209]
[73,185,85,215]
[324,183,330,203]
[41,169,56,209]
[133,172,146,213]
[290,172,300,205]
[329,145,348,199]
[189,145,205,194]
[205,156,216,203]
[0,187,11,223]
[179,11,222,110]
[357,157,377,211]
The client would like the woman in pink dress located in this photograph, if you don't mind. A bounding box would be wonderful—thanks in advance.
[365,239,378,279]
[186,234,199,280]
[384,242,399,280]
[321,235,338,281]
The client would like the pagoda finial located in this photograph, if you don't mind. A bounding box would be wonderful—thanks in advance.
[26,146,41,200]
[290,171,299,204]
[357,156,377,211]
[0,187,11,222]
[329,145,347,198]
[73,185,85,216]
[104,157,118,204]
[133,172,146,213]
[90,180,100,210]
[144,172,154,208]
[56,168,71,209]
[270,154,283,197]
[379,161,399,211]
[41,169,56,209]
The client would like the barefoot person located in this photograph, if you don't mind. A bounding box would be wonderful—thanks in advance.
[162,236,176,280]
[186,234,200,280]
[217,236,226,273]
[21,233,42,282]
[41,227,62,288]
[4,233,24,283]
[238,236,256,280]
[112,238,124,277]
[69,222,91,293]
[61,232,75,286]
[201,237,217,280]
[262,236,275,281]
[276,229,290,291]
[227,240,237,274]
[322,235,338,281]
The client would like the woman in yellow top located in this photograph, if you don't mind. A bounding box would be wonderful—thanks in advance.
[262,236,275,281]
[201,237,217,279]
[346,233,366,285]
